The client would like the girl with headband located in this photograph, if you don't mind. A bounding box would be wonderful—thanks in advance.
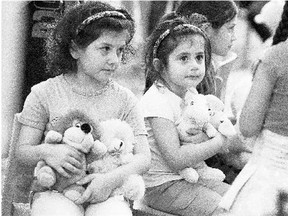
[140,14,233,216]
[15,1,150,216]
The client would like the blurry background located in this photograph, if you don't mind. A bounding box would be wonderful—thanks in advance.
[1,0,285,159]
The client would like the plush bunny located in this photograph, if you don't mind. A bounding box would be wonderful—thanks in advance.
[87,119,145,201]
[33,110,107,202]
[176,92,225,183]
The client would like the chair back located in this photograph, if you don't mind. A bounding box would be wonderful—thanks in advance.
[2,113,33,216]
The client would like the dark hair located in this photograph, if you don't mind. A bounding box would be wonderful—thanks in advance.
[144,12,212,93]
[272,1,288,45]
[176,0,238,29]
[46,1,135,76]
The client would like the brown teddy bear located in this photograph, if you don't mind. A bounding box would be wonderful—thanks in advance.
[33,110,107,202]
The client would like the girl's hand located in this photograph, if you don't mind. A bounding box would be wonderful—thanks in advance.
[75,173,114,205]
[181,131,210,145]
[44,144,83,178]
[213,132,230,154]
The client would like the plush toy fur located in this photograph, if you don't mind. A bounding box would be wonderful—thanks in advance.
[34,110,107,202]
[176,92,226,183]
[87,119,145,201]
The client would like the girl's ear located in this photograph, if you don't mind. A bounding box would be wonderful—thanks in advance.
[153,58,162,72]
[203,24,214,38]
[69,41,81,59]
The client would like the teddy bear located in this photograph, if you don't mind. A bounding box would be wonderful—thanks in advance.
[176,91,226,183]
[33,110,107,202]
[86,119,145,201]
[205,94,237,138]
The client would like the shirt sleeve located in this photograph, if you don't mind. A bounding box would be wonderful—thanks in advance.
[120,88,147,136]
[18,83,49,130]
[139,86,174,122]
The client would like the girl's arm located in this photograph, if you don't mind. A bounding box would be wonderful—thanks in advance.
[239,61,277,137]
[147,117,227,172]
[75,134,151,204]
[16,125,84,178]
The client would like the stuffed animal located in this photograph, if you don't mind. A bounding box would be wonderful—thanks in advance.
[33,110,107,202]
[87,119,145,201]
[207,94,255,170]
[206,94,237,138]
[176,92,226,183]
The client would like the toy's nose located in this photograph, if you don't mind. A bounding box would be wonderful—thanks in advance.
[81,123,91,134]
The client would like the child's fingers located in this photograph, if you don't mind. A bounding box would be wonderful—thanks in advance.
[67,157,82,169]
[63,162,82,174]
[56,167,71,178]
[75,189,91,205]
[76,174,95,185]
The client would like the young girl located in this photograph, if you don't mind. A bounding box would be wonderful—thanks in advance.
[176,0,250,181]
[15,1,150,216]
[140,15,233,216]
[168,0,238,100]
[219,2,288,215]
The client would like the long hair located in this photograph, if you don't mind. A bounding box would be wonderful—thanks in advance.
[176,0,238,29]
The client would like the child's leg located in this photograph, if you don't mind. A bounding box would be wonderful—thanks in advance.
[85,196,132,216]
[144,180,229,216]
[31,191,84,216]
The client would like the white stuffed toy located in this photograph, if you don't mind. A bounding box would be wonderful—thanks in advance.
[176,92,226,183]
[87,119,145,201]
[33,110,107,202]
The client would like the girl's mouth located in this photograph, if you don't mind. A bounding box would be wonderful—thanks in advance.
[186,75,200,79]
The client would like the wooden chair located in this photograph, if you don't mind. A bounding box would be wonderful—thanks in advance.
[2,113,32,216]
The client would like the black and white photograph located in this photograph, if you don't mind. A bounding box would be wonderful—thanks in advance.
[2,1,288,215]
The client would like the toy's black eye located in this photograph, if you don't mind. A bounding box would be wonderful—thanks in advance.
[81,123,91,134]
[119,141,123,148]
[75,123,81,128]
[220,120,224,123]
[190,101,194,105]
[208,108,211,111]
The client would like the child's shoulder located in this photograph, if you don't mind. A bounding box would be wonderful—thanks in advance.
[140,84,173,107]
[111,81,138,100]
[30,75,65,94]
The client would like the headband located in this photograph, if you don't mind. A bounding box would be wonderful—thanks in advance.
[152,24,202,59]
[152,13,209,59]
[76,11,127,35]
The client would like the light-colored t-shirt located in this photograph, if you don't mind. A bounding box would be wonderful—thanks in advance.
[19,74,147,138]
[261,40,288,136]
[139,83,183,188]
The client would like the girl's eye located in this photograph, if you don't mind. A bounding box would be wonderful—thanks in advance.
[196,54,204,62]
[101,46,110,52]
[117,47,125,57]
[180,56,189,62]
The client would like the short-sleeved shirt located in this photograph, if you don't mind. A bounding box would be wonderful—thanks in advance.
[261,40,288,136]
[19,74,147,138]
[139,83,183,188]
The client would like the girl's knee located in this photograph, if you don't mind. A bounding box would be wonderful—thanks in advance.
[31,191,84,216]
[85,196,132,216]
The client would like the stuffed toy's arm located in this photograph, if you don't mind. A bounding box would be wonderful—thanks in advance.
[45,130,63,143]
[91,140,107,157]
